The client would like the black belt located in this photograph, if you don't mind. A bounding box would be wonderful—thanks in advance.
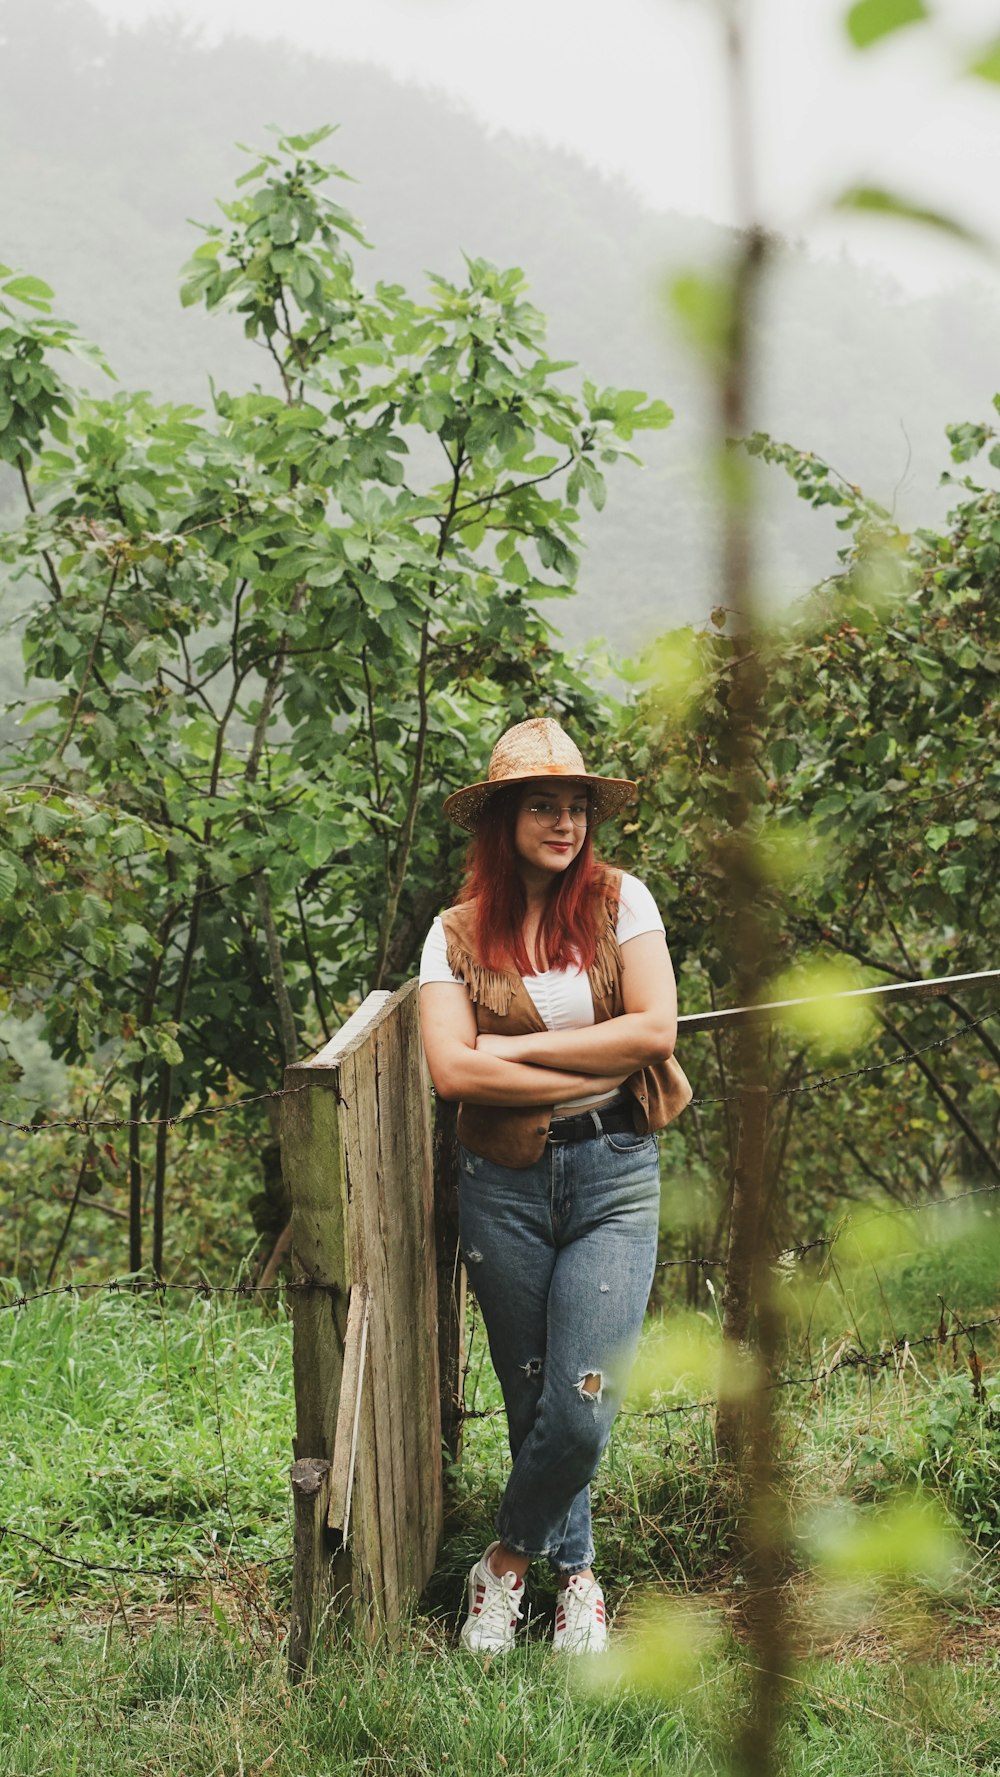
[547,1105,637,1144]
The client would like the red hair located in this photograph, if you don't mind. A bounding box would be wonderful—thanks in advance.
[460,785,605,975]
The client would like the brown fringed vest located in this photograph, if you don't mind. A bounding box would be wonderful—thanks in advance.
[438,866,692,1167]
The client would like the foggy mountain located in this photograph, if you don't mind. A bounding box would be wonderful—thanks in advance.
[3,0,999,655]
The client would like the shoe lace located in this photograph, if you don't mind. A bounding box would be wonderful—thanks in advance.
[561,1576,601,1630]
[479,1566,523,1633]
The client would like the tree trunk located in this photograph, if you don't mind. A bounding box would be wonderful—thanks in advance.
[128,1070,143,1273]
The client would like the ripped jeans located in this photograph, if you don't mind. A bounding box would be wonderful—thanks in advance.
[458,1123,661,1573]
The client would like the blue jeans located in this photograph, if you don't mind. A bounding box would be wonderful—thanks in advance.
[458,1121,661,1573]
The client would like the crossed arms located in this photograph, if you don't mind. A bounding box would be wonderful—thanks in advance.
[419,931,677,1107]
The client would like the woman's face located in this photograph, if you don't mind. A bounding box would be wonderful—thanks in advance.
[512,778,590,882]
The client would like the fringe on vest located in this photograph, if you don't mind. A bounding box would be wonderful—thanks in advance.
[590,918,622,1002]
[443,941,518,1016]
[445,885,622,1013]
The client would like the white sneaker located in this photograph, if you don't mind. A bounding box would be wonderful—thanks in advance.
[553,1574,608,1655]
[460,1543,525,1653]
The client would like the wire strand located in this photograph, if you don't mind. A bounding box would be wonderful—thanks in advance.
[2,1006,995,1133]
[0,1277,337,1312]
[690,1006,999,1107]
[0,1521,291,1580]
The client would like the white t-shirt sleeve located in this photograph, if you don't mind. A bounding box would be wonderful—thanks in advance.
[419,916,462,987]
[616,872,666,946]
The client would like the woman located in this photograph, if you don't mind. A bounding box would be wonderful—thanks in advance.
[419,718,690,1655]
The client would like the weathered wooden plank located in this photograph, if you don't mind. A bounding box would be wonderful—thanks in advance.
[350,1351,383,1629]
[288,1457,333,1680]
[369,1030,411,1628]
[343,1036,402,1631]
[281,1069,350,1464]
[375,1004,423,1604]
[398,991,442,1595]
[305,993,393,1069]
[327,1284,370,1537]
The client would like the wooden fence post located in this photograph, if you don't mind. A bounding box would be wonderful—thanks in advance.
[280,983,442,1676]
[281,1004,359,1677]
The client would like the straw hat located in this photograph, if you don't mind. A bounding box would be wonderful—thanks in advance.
[442,718,637,832]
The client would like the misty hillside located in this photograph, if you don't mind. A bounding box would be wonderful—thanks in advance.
[3,0,999,656]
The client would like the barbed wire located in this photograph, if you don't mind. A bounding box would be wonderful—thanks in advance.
[774,1310,1000,1388]
[1,1004,995,1136]
[653,1183,1000,1278]
[656,1234,838,1272]
[4,1176,997,1313]
[630,1306,1000,1418]
[690,1006,999,1107]
[0,1276,337,1313]
[0,1082,313,1136]
[0,1521,291,1581]
[460,1308,1000,1425]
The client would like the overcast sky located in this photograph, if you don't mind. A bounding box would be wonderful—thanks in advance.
[88,0,1000,297]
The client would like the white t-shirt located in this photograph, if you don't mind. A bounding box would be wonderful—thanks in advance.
[419,872,666,1108]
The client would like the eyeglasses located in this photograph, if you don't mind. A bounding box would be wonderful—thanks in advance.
[524,799,590,829]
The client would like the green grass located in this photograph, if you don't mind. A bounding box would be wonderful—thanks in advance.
[0,1290,293,1596]
[1,1609,999,1776]
[1,1205,999,1775]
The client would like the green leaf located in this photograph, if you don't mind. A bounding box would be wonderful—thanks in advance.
[2,274,55,309]
[770,738,800,777]
[845,0,928,50]
[289,817,346,869]
[667,272,732,366]
[282,126,339,154]
[0,854,17,901]
[290,259,316,301]
[812,794,846,827]
[578,457,606,512]
[863,731,893,764]
[969,38,1000,82]
[832,186,986,248]
[939,863,968,895]
[110,825,147,859]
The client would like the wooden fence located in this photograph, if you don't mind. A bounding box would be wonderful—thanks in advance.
[281,964,1000,1672]
[280,980,446,1674]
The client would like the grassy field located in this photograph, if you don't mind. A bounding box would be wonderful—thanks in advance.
[1,1203,999,1775]
[3,1611,1000,1777]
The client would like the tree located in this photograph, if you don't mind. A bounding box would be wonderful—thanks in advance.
[0,129,670,1275]
[613,419,1000,1244]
